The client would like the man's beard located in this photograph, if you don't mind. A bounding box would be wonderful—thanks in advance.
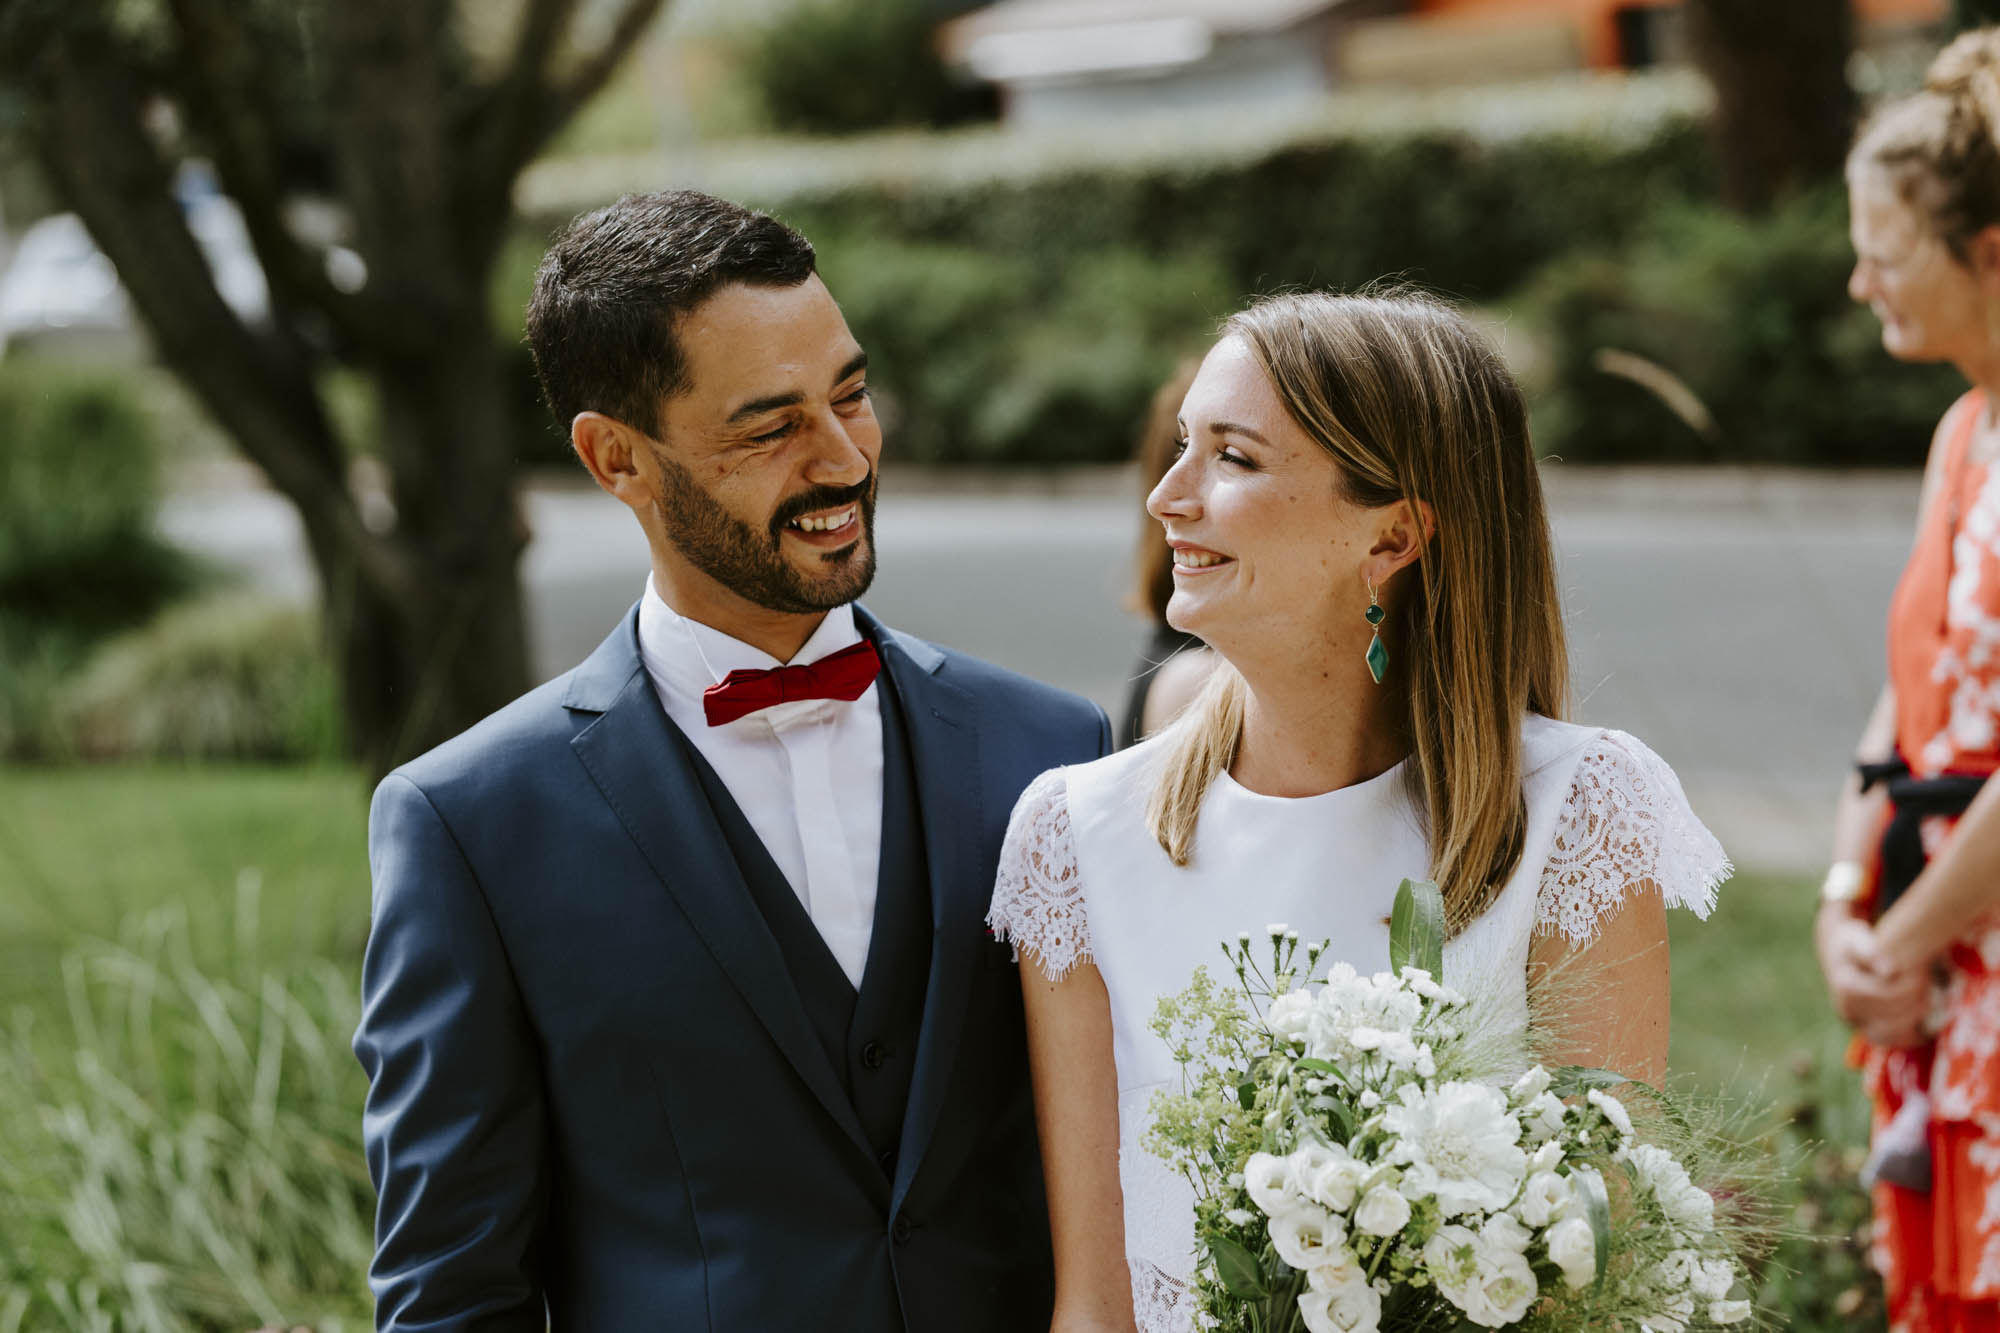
[651,449,877,615]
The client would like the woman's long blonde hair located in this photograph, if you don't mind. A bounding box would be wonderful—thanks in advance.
[1144,289,1569,931]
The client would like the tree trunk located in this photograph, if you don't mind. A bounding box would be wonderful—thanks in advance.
[1684,0,1856,213]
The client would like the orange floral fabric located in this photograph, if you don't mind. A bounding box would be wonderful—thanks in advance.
[1872,389,2000,1332]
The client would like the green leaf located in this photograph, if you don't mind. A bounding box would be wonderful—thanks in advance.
[1574,1166,1613,1287]
[1547,1065,1630,1097]
[1293,1058,1342,1075]
[1238,1081,1258,1110]
[1388,878,1445,978]
[1208,1235,1271,1300]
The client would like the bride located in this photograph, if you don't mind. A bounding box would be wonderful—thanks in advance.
[988,290,1733,1333]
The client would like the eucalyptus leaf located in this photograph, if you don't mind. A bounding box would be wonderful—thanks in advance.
[1208,1235,1271,1300]
[1388,878,1445,977]
[1574,1166,1613,1287]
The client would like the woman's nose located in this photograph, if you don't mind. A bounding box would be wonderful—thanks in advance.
[1147,454,1198,523]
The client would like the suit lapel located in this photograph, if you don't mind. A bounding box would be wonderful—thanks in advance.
[564,610,875,1162]
[862,614,984,1207]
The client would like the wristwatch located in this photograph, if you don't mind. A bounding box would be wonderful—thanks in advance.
[1821,860,1866,905]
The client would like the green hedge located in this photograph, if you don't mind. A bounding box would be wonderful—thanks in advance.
[1515,188,1964,467]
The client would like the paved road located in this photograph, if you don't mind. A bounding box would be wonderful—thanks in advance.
[158,463,1920,872]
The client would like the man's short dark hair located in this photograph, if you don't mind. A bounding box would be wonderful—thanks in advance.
[525,190,817,439]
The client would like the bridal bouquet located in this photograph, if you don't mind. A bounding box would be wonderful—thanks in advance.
[1143,881,1759,1333]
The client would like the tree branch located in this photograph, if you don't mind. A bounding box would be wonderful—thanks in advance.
[160,0,393,354]
[13,12,415,607]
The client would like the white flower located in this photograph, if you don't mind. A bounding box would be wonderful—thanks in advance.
[1359,1089,1381,1110]
[1628,1145,1716,1236]
[1309,967,1423,1063]
[1268,922,1290,936]
[1224,1208,1257,1227]
[1640,1290,1697,1333]
[1383,1082,1527,1217]
[1423,1221,1539,1328]
[1400,966,1444,999]
[1246,1152,1295,1216]
[1692,1258,1736,1301]
[1529,1139,1565,1172]
[1353,1185,1412,1237]
[1294,1143,1368,1213]
[1587,1088,1634,1137]
[1414,1044,1437,1078]
[1267,989,1315,1044]
[1510,1067,1552,1103]
[1710,1300,1753,1325]
[1515,1170,1572,1228]
[1481,1211,1533,1255]
[1521,1091,1567,1145]
[1299,1268,1383,1333]
[1546,1216,1597,1288]
[1270,1204,1346,1270]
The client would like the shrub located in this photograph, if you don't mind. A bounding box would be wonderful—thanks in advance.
[736,0,995,136]
[0,368,199,752]
[781,117,1716,310]
[1514,188,1964,466]
[0,906,373,1332]
[818,240,1234,463]
[56,595,343,763]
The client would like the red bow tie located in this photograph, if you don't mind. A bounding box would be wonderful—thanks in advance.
[701,639,883,727]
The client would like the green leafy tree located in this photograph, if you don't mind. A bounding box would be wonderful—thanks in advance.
[0,0,667,774]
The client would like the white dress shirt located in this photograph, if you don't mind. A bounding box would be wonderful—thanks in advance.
[637,577,884,989]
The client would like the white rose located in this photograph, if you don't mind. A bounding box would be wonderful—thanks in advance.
[1290,1142,1366,1212]
[1267,989,1315,1043]
[1510,1066,1553,1103]
[1545,1216,1597,1289]
[1692,1258,1736,1301]
[1425,1221,1538,1327]
[1518,1091,1566,1145]
[1246,1152,1295,1216]
[1382,1082,1527,1217]
[1270,1204,1346,1270]
[1586,1088,1634,1137]
[1710,1300,1753,1325]
[1515,1170,1572,1228]
[1353,1185,1412,1237]
[1299,1271,1383,1333]
[1480,1211,1533,1255]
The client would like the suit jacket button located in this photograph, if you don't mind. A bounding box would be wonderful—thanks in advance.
[878,1148,897,1174]
[892,1212,913,1244]
[861,1040,887,1071]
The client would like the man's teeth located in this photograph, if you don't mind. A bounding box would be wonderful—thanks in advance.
[1173,550,1227,569]
[791,507,855,533]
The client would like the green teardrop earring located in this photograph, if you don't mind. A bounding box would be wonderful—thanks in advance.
[1364,581,1388,685]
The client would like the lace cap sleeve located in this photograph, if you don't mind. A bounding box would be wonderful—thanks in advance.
[1537,729,1732,946]
[988,768,1090,981]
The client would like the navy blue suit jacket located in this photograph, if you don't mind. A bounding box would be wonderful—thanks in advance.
[353,605,1111,1331]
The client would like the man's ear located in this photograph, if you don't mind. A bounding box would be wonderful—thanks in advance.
[571,411,654,512]
[1365,498,1436,586]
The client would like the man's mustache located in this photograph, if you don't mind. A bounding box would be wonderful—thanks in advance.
[769,474,875,538]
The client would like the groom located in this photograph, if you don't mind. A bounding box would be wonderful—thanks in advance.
[353,190,1109,1331]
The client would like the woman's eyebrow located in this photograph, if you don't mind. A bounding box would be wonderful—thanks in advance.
[1210,420,1270,445]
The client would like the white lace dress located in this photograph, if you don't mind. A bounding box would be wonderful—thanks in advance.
[987,714,1731,1333]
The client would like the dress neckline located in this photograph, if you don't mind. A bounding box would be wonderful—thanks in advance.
[1212,756,1411,809]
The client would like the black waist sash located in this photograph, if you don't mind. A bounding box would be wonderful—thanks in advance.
[1860,756,1986,916]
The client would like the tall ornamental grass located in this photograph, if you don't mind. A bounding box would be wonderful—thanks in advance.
[0,886,373,1332]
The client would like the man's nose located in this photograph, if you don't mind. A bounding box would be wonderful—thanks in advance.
[801,410,872,486]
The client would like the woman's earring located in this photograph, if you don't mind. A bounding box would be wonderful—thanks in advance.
[1364,581,1388,685]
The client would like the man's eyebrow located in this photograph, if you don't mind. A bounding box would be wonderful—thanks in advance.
[723,351,870,425]
[726,390,803,425]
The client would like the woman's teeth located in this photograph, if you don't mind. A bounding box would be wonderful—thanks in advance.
[1173,550,1228,569]
[791,507,855,533]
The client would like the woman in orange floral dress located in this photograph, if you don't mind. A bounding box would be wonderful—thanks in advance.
[1820,30,2000,1333]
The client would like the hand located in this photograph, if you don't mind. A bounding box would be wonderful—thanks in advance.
[1817,907,1933,1048]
